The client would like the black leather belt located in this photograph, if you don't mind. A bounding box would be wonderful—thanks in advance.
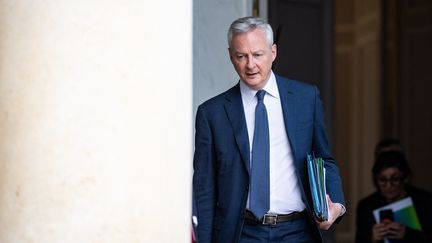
[244,210,306,225]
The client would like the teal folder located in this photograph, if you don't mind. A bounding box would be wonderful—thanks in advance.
[307,153,328,221]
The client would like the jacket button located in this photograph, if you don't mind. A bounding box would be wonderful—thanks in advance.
[245,186,249,191]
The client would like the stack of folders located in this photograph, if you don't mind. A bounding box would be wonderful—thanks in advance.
[307,153,328,221]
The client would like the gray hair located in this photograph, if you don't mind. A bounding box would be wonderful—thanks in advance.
[227,16,274,48]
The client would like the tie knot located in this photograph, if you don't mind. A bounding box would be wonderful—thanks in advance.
[256,90,266,102]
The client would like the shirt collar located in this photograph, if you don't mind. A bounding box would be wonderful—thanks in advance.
[239,71,279,103]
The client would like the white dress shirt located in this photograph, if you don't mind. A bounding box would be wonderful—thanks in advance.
[240,72,305,214]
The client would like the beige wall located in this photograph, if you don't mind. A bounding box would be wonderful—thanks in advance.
[0,1,192,242]
[335,0,382,241]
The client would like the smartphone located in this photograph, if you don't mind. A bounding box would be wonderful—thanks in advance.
[379,209,394,222]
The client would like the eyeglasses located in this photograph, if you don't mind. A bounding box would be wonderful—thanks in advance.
[376,175,405,186]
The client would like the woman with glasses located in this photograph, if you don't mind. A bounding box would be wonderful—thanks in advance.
[355,151,432,242]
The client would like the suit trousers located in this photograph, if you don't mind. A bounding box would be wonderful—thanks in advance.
[239,217,319,243]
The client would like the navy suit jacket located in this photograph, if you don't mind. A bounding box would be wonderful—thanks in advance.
[193,74,345,243]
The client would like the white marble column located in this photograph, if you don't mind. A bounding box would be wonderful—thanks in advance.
[0,1,192,242]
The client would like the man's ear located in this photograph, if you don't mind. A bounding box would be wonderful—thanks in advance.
[271,44,277,61]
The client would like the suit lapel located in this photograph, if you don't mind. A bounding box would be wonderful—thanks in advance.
[224,84,250,174]
[276,76,298,160]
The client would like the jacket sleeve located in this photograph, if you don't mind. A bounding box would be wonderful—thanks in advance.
[312,86,346,208]
[193,105,216,243]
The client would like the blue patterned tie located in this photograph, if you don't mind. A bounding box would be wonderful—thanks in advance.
[250,90,270,219]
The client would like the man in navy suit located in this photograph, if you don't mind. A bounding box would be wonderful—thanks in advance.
[193,16,346,243]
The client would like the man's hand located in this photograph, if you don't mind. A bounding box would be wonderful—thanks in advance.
[317,195,344,230]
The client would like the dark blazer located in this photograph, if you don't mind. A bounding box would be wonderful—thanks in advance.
[355,186,432,243]
[193,74,345,243]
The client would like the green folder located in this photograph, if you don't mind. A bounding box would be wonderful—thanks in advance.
[373,197,422,230]
[307,153,328,221]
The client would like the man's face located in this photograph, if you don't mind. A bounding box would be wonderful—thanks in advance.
[229,28,277,90]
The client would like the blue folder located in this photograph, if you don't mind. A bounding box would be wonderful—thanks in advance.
[307,153,328,221]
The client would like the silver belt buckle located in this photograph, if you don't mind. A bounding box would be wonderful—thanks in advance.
[262,213,278,225]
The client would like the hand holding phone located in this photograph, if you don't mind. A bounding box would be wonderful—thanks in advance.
[379,209,394,223]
